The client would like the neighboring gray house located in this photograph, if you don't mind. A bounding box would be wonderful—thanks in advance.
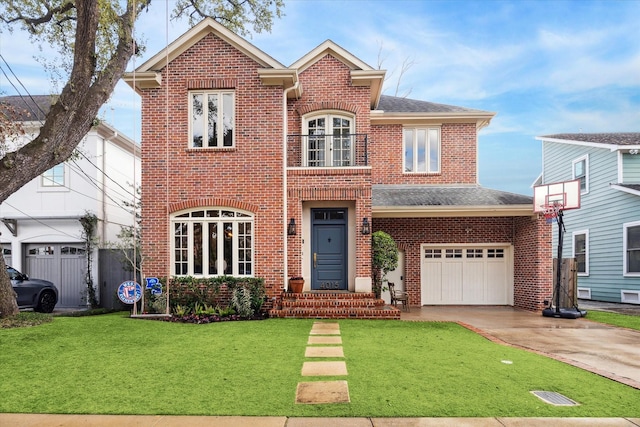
[536,133,640,304]
[0,95,140,308]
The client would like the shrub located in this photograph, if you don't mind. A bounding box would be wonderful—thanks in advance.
[167,276,266,318]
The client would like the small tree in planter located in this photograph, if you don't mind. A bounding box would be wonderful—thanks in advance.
[371,231,398,299]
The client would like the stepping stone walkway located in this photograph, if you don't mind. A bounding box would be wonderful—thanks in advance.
[295,321,350,404]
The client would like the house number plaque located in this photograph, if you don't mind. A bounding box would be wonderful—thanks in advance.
[319,281,340,290]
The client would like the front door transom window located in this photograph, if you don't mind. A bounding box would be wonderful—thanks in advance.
[171,208,253,277]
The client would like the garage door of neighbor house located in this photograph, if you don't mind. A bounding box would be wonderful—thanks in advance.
[421,245,511,305]
[24,243,86,308]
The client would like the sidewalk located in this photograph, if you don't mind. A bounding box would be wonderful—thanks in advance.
[1,414,639,426]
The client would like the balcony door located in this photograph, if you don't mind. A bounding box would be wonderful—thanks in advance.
[305,114,354,167]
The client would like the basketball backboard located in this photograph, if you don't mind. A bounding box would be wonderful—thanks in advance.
[533,179,581,213]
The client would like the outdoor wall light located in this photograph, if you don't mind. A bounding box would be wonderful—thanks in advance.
[287,218,297,236]
[361,217,371,235]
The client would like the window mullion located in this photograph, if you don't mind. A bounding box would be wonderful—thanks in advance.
[202,94,209,148]
[218,222,224,275]
[187,222,194,276]
[413,131,419,173]
[217,95,224,147]
[231,222,238,276]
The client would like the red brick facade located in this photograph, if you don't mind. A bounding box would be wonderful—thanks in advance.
[370,122,478,185]
[130,20,551,313]
[139,33,286,302]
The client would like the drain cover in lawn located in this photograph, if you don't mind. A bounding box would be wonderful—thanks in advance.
[296,381,350,404]
[531,391,580,406]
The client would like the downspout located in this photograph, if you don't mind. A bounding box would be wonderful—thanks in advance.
[283,81,299,290]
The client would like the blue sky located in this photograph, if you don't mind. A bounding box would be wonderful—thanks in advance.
[1,0,639,195]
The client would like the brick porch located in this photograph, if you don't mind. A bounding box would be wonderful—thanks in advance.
[269,292,400,319]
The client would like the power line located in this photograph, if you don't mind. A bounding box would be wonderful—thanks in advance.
[0,54,137,202]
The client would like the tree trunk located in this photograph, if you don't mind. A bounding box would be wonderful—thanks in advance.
[0,1,136,318]
[0,257,19,318]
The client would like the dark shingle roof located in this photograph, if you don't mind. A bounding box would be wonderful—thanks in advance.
[376,94,489,114]
[373,185,532,207]
[541,133,640,146]
[0,95,55,122]
[615,184,640,192]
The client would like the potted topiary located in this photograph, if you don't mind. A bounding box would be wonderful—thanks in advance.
[289,276,304,293]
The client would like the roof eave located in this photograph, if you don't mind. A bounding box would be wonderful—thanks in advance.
[370,111,496,127]
[610,184,640,197]
[372,205,534,218]
[257,69,301,98]
[122,72,162,92]
[535,136,640,152]
[351,70,386,109]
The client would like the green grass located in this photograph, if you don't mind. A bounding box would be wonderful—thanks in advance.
[0,313,638,417]
[585,310,640,331]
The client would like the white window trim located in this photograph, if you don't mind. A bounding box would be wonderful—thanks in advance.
[188,90,235,149]
[403,126,441,174]
[302,111,355,167]
[623,220,640,277]
[572,229,589,276]
[572,154,589,195]
[37,163,70,192]
[170,208,254,277]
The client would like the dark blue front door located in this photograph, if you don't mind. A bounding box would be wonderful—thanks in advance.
[311,209,347,290]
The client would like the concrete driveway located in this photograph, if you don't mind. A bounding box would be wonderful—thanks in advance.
[401,304,640,389]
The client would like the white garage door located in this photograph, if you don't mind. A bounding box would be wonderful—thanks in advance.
[421,245,512,305]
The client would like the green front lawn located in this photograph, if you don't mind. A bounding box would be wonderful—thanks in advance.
[585,310,640,331]
[0,313,638,417]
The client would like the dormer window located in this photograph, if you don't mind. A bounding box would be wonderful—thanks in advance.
[304,113,354,167]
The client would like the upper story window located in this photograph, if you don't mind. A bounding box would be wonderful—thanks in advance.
[41,164,65,187]
[190,91,234,148]
[573,230,589,275]
[171,208,253,277]
[304,114,354,167]
[572,155,589,194]
[404,127,440,173]
[624,221,640,276]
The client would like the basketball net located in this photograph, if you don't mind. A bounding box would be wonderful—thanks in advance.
[542,201,564,224]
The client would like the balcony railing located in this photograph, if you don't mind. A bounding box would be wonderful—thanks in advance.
[287,134,369,167]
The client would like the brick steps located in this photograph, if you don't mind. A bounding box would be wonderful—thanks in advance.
[269,292,400,320]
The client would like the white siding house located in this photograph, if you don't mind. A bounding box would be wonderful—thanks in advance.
[537,133,640,304]
[0,95,140,308]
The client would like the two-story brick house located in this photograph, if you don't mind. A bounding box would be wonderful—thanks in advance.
[124,18,551,318]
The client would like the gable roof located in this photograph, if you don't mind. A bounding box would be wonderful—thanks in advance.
[536,133,640,152]
[123,19,493,122]
[0,95,55,122]
[0,95,137,153]
[372,185,533,217]
[290,40,385,108]
[124,17,289,92]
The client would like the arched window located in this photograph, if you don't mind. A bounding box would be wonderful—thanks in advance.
[304,113,355,167]
[171,208,253,277]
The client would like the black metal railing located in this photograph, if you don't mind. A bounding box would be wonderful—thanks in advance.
[286,134,368,167]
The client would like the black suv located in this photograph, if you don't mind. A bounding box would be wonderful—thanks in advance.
[7,266,58,313]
